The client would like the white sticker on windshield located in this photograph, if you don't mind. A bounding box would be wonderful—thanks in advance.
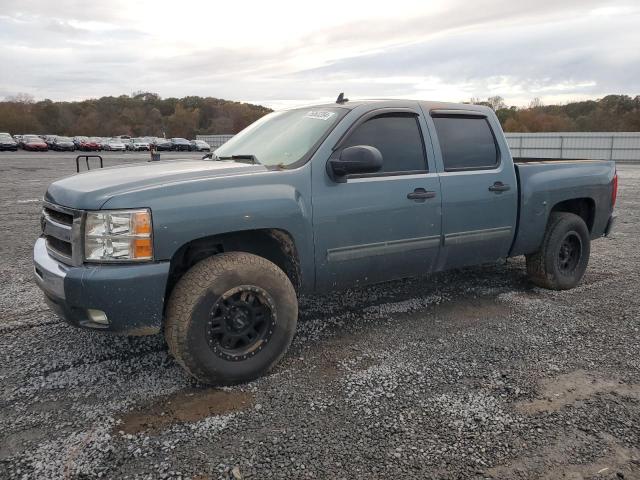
[304,111,336,121]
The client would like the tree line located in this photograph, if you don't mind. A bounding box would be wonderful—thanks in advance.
[0,92,272,138]
[0,92,638,137]
[472,94,640,132]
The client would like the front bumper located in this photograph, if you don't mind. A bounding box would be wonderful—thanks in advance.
[33,237,170,335]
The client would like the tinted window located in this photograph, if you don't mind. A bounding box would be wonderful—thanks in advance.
[342,114,427,173]
[432,116,498,170]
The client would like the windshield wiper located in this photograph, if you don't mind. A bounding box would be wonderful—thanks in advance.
[217,154,260,164]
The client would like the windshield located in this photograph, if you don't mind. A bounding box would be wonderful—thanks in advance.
[215,107,345,167]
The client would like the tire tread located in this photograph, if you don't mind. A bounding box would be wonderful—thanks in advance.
[526,212,589,290]
[165,252,296,384]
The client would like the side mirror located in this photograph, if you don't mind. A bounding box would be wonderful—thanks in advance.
[202,152,213,160]
[327,145,383,182]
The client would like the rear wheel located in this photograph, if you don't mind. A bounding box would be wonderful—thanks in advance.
[165,252,298,385]
[526,212,590,290]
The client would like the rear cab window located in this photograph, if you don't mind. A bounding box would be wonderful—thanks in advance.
[432,115,499,171]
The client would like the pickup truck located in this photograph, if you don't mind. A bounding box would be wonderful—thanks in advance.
[33,98,617,385]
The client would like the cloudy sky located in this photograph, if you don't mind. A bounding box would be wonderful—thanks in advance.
[0,0,638,109]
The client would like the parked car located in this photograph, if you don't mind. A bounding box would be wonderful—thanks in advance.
[73,136,88,148]
[22,135,48,151]
[190,139,211,152]
[115,135,131,146]
[153,138,173,151]
[78,137,101,151]
[128,138,150,151]
[103,138,126,151]
[170,138,191,151]
[44,135,58,147]
[19,134,39,148]
[33,99,617,385]
[0,134,18,151]
[51,136,76,151]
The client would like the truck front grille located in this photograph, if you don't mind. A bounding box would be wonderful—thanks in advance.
[41,202,83,265]
[43,206,73,226]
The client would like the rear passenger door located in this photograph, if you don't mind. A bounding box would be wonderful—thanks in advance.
[428,110,517,269]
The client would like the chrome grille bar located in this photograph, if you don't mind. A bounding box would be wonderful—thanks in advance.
[42,201,84,266]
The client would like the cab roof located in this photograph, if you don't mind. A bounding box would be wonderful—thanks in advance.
[291,98,492,115]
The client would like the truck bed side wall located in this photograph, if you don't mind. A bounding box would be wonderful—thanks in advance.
[510,161,615,256]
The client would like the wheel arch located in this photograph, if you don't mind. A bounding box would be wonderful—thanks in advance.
[550,197,596,233]
[164,228,302,306]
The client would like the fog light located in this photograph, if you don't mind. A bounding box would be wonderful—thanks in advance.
[87,309,109,325]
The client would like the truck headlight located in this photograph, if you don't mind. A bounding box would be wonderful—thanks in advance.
[84,209,153,262]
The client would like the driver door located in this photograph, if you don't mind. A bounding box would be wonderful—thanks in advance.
[312,108,442,290]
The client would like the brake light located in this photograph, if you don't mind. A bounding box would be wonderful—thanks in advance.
[611,171,618,208]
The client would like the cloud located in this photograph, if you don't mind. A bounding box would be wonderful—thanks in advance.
[0,0,638,107]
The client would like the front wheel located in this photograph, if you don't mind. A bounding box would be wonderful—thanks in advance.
[165,252,298,385]
[526,212,590,290]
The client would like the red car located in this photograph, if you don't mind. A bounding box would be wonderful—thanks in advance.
[79,137,101,151]
[22,136,48,151]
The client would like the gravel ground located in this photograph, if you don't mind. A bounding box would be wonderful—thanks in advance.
[0,152,639,480]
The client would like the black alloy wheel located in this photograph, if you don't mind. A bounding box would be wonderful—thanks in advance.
[557,231,582,274]
[206,286,276,361]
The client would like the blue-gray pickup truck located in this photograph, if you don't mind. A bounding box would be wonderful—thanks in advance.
[34,99,617,384]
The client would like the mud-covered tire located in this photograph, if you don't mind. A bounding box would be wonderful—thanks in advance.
[526,212,590,290]
[165,252,298,385]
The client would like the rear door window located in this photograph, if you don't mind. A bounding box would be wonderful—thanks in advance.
[432,116,499,171]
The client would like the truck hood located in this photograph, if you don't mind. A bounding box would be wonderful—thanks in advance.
[45,159,267,210]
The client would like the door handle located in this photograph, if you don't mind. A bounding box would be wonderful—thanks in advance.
[488,181,510,193]
[407,188,437,200]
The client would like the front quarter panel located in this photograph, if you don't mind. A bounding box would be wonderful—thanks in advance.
[100,166,315,291]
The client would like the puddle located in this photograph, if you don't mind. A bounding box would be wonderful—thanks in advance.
[116,388,253,434]
[516,370,640,414]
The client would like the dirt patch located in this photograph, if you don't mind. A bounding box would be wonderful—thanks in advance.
[488,433,640,480]
[515,370,640,414]
[436,298,511,329]
[0,428,48,461]
[116,388,254,435]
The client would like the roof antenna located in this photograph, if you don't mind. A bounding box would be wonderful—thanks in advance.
[336,92,349,104]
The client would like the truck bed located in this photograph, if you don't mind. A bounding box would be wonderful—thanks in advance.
[510,158,616,257]
[513,157,611,164]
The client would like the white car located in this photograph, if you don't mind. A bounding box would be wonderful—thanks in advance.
[128,138,150,151]
[103,138,126,151]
